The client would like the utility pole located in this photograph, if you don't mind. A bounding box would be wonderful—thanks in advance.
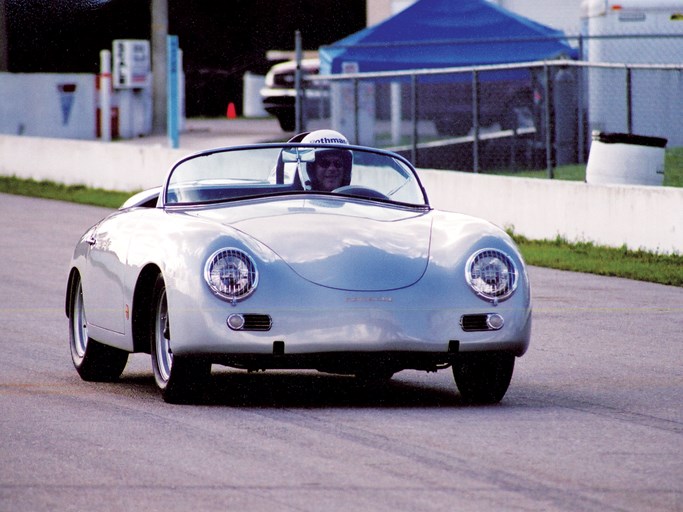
[0,0,9,71]
[151,0,168,134]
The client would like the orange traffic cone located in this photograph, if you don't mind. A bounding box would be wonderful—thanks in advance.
[226,102,237,119]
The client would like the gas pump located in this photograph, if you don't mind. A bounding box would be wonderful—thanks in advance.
[112,39,152,138]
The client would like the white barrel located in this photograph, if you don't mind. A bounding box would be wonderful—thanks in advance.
[586,131,667,186]
[242,72,267,118]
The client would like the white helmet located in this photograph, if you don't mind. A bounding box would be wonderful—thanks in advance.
[301,129,349,145]
[300,130,352,191]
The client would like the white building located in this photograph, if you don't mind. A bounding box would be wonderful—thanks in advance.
[367,0,583,34]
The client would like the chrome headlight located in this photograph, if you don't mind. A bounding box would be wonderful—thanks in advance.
[204,248,258,302]
[465,249,518,303]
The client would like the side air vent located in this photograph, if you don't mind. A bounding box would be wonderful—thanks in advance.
[227,314,272,331]
[243,314,272,331]
[460,313,504,332]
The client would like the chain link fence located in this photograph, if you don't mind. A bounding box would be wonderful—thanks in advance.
[297,35,682,175]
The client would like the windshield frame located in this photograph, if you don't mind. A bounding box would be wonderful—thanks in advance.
[162,143,430,209]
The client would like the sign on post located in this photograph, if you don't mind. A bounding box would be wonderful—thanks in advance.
[113,40,151,89]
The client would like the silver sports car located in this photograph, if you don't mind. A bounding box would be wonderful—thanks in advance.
[66,129,531,404]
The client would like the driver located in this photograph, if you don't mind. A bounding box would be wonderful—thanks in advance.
[301,130,352,192]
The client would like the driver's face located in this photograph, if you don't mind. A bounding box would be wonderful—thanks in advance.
[312,156,345,191]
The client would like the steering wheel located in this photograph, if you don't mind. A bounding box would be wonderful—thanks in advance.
[332,185,389,200]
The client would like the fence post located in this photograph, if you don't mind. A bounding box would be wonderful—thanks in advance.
[577,37,586,163]
[411,74,418,166]
[626,65,633,134]
[543,63,554,179]
[353,78,359,145]
[472,69,480,174]
[294,30,303,134]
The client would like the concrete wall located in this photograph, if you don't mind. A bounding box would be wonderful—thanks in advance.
[0,134,681,255]
[419,169,682,255]
[0,135,186,192]
[0,73,97,139]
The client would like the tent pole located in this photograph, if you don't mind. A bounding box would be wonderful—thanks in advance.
[353,78,359,145]
[472,70,480,173]
[577,35,586,164]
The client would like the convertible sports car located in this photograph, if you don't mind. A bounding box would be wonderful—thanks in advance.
[66,130,531,404]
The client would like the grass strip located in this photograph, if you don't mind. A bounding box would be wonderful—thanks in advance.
[0,176,132,209]
[484,146,683,187]
[510,233,683,287]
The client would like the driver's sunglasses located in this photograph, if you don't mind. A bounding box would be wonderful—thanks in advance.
[316,157,344,169]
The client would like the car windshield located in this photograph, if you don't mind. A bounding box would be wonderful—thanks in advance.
[164,144,428,207]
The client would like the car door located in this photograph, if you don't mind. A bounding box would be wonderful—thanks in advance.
[82,212,130,334]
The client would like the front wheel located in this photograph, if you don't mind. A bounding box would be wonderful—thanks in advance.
[354,366,396,383]
[502,95,535,132]
[68,273,128,381]
[150,275,210,403]
[453,352,515,404]
[276,112,295,132]
[434,114,471,137]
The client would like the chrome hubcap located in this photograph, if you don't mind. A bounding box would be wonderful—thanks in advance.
[72,283,88,358]
[154,288,173,382]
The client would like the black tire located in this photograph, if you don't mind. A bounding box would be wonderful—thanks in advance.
[434,115,471,137]
[150,275,210,404]
[502,95,535,132]
[453,352,515,404]
[68,273,128,382]
[277,112,295,132]
[354,368,395,383]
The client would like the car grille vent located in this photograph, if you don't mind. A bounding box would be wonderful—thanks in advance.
[243,314,272,331]
[460,314,490,332]
[274,74,294,87]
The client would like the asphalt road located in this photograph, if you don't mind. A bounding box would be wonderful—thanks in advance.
[1,192,682,512]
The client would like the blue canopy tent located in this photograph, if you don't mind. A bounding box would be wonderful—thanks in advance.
[318,0,578,139]
[319,0,577,75]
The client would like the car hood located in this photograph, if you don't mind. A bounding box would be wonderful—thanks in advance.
[189,198,432,291]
